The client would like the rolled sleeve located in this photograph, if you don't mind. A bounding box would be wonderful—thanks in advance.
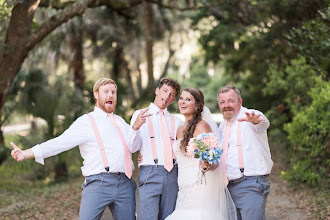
[254,117,270,133]
[31,144,45,165]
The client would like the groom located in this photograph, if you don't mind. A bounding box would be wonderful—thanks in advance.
[217,86,273,220]
[130,78,182,220]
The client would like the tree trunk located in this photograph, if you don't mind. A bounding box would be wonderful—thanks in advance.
[136,56,143,96]
[0,0,40,145]
[119,47,136,103]
[68,16,85,90]
[143,1,154,86]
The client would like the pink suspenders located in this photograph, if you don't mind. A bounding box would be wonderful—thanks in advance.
[237,122,244,174]
[88,114,133,178]
[147,118,157,164]
[88,114,110,172]
[222,115,245,175]
[147,113,176,167]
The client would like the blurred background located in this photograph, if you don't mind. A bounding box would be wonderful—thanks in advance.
[0,0,329,219]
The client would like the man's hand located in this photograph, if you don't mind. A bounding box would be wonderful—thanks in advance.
[10,142,26,162]
[132,108,152,130]
[237,111,265,125]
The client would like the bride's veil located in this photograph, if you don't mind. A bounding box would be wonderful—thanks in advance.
[201,106,219,138]
[201,106,237,220]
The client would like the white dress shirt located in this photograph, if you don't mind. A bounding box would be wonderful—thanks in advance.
[32,107,139,177]
[130,103,183,166]
[219,106,273,180]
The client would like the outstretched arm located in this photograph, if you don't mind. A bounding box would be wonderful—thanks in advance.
[10,142,35,162]
[237,110,270,132]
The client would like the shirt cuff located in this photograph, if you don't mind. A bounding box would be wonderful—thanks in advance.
[129,126,139,135]
[31,144,45,165]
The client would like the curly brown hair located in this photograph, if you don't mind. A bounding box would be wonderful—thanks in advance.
[179,88,204,153]
[158,78,181,97]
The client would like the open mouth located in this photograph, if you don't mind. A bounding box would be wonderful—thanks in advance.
[106,101,113,105]
[161,99,168,105]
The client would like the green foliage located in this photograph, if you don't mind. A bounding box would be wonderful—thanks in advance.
[263,57,316,109]
[193,0,328,114]
[1,70,27,126]
[0,0,12,19]
[264,57,329,187]
[286,7,330,72]
[0,70,28,164]
[20,69,58,138]
[282,78,329,187]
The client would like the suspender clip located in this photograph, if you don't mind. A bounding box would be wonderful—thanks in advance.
[105,167,110,172]
[154,159,158,168]
[173,159,176,164]
[240,168,244,173]
[150,136,155,139]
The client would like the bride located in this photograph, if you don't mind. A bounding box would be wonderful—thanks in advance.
[165,88,236,220]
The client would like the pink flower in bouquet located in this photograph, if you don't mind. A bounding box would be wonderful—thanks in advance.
[186,140,197,157]
[202,136,218,148]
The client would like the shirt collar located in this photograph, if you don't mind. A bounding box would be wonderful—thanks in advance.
[149,102,169,115]
[93,106,113,118]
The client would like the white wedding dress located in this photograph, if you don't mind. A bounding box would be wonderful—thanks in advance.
[165,107,237,220]
[165,138,237,220]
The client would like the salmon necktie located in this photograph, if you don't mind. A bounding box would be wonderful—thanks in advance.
[109,114,132,179]
[159,110,173,172]
[222,120,232,185]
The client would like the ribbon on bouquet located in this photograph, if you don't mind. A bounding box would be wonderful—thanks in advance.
[196,163,208,184]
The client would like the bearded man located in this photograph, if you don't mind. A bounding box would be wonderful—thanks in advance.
[217,86,273,220]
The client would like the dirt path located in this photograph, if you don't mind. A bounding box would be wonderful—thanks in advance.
[265,160,312,219]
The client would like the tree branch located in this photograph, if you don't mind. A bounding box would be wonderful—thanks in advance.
[28,0,96,50]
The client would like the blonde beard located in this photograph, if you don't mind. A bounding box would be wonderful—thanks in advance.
[223,113,235,121]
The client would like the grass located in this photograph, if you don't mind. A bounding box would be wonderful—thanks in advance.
[1,130,85,219]
[0,162,84,219]
[0,127,139,219]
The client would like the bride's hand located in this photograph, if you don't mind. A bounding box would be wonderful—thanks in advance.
[199,161,219,172]
[209,163,219,171]
[199,161,210,173]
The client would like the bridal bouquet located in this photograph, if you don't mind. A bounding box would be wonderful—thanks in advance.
[187,133,223,184]
[187,133,223,164]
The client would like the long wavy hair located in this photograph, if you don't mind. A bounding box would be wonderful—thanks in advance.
[180,88,204,153]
